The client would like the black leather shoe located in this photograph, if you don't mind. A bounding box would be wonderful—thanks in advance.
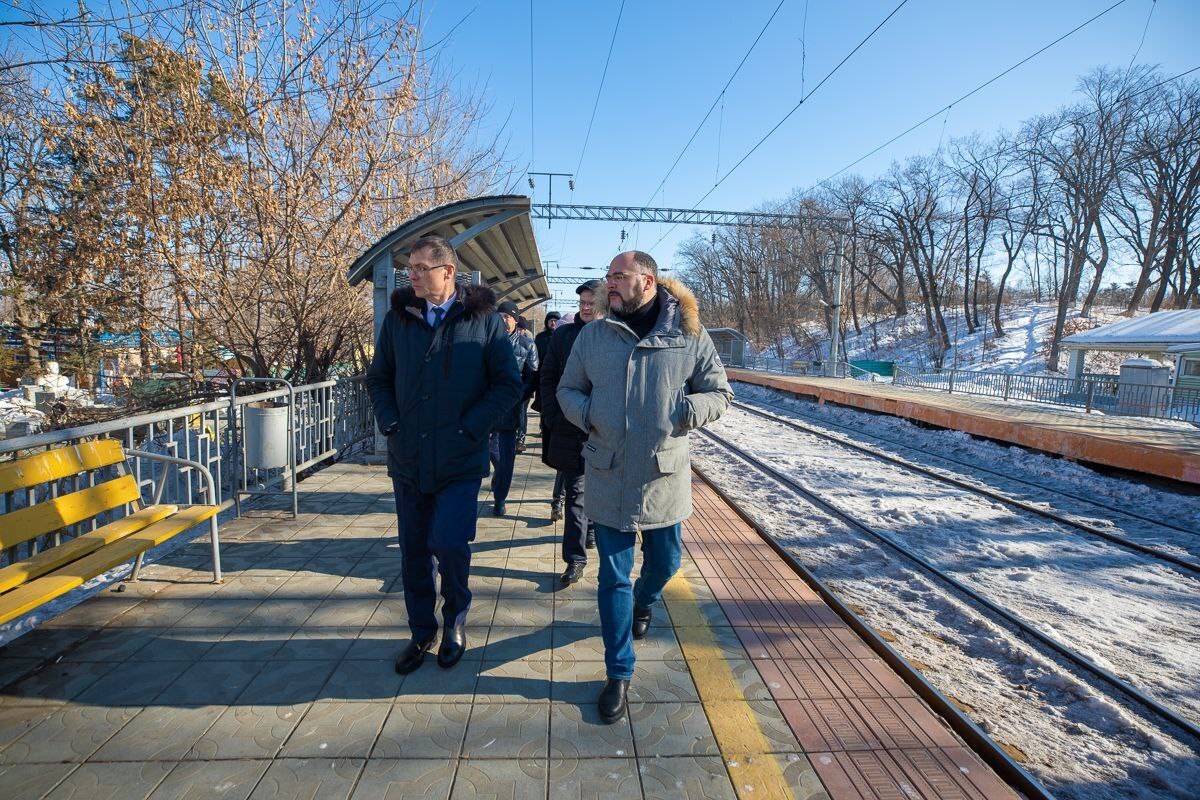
[560,563,585,586]
[598,678,629,724]
[585,531,595,549]
[493,502,506,516]
[632,605,652,640]
[394,635,436,675]
[437,625,467,669]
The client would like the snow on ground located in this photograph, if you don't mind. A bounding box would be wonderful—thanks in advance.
[691,386,1200,799]
[777,302,1154,375]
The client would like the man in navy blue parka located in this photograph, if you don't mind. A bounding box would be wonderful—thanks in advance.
[366,235,521,675]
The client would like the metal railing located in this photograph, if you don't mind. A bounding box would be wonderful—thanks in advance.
[894,367,1200,423]
[730,352,850,379]
[0,376,374,571]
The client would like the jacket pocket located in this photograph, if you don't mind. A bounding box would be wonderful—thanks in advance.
[653,446,689,475]
[581,441,615,470]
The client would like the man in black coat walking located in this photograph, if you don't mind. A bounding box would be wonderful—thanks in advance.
[539,279,604,586]
[366,235,522,675]
[532,311,563,515]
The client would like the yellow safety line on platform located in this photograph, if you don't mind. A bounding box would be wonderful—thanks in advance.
[663,573,796,800]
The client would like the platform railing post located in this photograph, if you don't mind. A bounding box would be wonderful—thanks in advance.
[947,370,955,394]
[1085,381,1095,414]
[1003,374,1011,401]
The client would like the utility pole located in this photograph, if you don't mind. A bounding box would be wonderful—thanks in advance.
[527,172,574,228]
[827,234,845,378]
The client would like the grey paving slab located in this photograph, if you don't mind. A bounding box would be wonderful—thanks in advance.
[639,755,739,800]
[74,659,192,706]
[547,758,643,800]
[320,657,404,702]
[343,628,406,660]
[548,659,607,704]
[280,701,389,759]
[149,759,270,800]
[205,627,293,661]
[491,597,554,628]
[350,759,456,800]
[0,701,57,752]
[393,661,477,703]
[91,704,224,761]
[236,658,340,705]
[249,758,363,800]
[0,704,138,763]
[43,761,173,800]
[450,760,547,800]
[373,703,470,759]
[277,627,360,661]
[187,704,308,759]
[154,659,266,705]
[629,701,720,758]
[548,701,635,760]
[627,659,700,703]
[474,659,552,704]
[553,599,603,625]
[138,629,225,662]
[0,762,77,800]
[0,658,41,687]
[482,626,552,662]
[58,628,156,663]
[3,659,117,702]
[550,625,606,664]
[461,702,548,759]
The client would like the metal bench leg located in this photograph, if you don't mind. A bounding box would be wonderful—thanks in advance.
[129,553,145,582]
[210,518,223,584]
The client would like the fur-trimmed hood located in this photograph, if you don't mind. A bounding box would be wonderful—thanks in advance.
[390,283,498,321]
[658,276,701,337]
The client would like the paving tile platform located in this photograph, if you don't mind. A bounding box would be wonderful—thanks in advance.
[731,369,1200,486]
[0,437,1020,799]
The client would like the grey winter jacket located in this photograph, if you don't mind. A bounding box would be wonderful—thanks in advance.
[557,278,732,531]
[495,331,538,432]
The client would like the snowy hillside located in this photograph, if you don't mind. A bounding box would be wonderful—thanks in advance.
[817,303,1148,375]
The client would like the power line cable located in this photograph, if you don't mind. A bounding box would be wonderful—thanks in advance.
[651,0,910,250]
[528,0,536,176]
[811,0,1131,191]
[641,0,788,209]
[574,0,626,179]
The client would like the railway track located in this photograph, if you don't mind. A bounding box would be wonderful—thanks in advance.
[729,398,1200,575]
[696,424,1200,745]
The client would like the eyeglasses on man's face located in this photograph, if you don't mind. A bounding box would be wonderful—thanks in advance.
[605,271,643,284]
[407,263,452,277]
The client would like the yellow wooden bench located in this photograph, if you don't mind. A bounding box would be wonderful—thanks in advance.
[0,439,222,627]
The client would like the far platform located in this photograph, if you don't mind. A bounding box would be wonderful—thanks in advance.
[729,369,1200,486]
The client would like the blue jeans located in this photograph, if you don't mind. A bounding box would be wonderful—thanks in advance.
[392,477,481,638]
[489,431,517,506]
[593,522,683,680]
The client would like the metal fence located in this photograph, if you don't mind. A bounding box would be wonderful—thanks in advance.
[731,352,851,379]
[894,367,1200,423]
[0,376,374,570]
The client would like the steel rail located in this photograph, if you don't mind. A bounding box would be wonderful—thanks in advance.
[735,390,1197,538]
[697,426,1200,745]
[732,398,1200,567]
[689,463,1057,800]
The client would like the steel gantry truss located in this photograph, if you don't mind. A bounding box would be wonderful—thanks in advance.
[530,203,839,228]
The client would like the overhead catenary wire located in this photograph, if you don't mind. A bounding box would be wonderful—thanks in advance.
[651,0,910,251]
[811,0,1132,191]
[573,0,626,180]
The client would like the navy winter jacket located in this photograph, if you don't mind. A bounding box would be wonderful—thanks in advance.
[366,285,522,493]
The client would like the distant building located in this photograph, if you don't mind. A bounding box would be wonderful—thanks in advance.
[1061,310,1200,387]
[706,328,751,367]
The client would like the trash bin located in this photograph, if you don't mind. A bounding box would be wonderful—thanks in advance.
[244,401,289,469]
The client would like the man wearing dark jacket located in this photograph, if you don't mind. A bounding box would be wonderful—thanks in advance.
[540,280,604,586]
[532,311,563,515]
[489,300,538,516]
[366,235,522,676]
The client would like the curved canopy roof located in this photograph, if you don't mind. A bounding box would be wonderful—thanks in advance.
[347,195,548,309]
[1062,309,1200,351]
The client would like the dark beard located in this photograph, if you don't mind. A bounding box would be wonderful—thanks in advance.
[614,292,651,316]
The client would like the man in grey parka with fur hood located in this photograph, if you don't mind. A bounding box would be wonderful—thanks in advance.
[557,250,732,724]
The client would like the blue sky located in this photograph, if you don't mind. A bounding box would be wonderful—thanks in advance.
[418,0,1198,310]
